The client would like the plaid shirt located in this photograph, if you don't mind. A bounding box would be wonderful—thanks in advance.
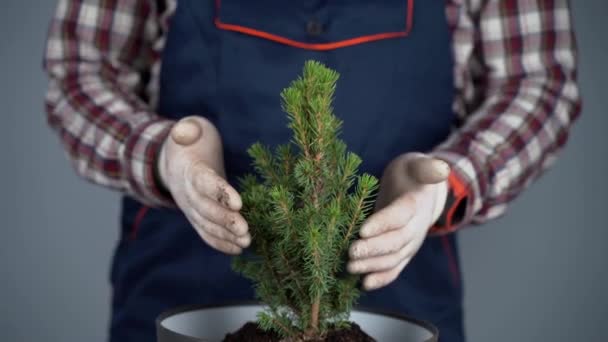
[43,0,581,232]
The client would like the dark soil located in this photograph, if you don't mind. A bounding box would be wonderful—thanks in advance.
[223,322,376,342]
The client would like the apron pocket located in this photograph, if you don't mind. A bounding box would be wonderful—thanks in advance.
[215,0,414,50]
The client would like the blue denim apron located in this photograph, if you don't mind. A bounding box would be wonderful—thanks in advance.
[111,1,464,340]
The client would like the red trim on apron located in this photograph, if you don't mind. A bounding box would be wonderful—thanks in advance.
[130,206,149,240]
[214,0,415,51]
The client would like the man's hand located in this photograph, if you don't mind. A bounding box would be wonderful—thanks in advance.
[157,116,250,255]
[347,153,450,290]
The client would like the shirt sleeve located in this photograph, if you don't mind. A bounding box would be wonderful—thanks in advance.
[43,0,174,207]
[431,0,582,233]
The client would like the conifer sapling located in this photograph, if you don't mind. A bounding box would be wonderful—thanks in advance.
[233,61,379,340]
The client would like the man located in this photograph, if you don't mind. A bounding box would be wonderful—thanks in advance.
[43,0,581,341]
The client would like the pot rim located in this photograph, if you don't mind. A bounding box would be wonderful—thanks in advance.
[156,301,439,342]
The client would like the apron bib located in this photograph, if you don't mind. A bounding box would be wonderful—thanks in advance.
[111,1,464,341]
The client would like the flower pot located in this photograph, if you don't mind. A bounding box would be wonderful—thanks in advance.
[157,303,438,341]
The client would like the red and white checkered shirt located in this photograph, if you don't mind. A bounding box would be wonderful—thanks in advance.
[43,0,581,233]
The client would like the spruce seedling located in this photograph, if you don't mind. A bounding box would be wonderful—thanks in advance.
[234,60,379,340]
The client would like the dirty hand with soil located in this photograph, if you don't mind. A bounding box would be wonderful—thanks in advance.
[348,153,450,290]
[157,116,251,254]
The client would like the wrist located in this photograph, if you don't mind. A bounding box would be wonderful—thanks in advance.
[431,180,449,225]
[154,138,173,199]
[123,118,175,207]
[429,170,469,235]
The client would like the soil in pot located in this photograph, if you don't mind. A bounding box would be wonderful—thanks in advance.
[223,322,376,342]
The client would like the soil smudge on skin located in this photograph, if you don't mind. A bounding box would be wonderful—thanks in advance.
[217,185,230,207]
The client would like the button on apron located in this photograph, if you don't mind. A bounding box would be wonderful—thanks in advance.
[306,19,323,36]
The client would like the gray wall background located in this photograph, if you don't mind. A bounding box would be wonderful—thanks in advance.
[1,1,606,341]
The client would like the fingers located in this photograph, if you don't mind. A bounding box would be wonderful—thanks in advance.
[408,156,450,185]
[186,193,248,236]
[347,243,416,274]
[177,148,250,255]
[184,163,248,235]
[358,195,415,239]
[164,116,249,255]
[190,162,242,211]
[362,258,409,291]
[350,224,415,260]
[188,210,251,248]
[182,177,250,254]
[184,206,244,254]
[171,117,202,146]
[198,228,243,255]
[345,153,449,291]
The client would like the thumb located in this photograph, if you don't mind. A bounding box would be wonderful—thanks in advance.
[171,117,203,146]
[407,155,450,185]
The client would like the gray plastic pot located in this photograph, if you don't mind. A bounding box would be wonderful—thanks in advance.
[157,303,438,342]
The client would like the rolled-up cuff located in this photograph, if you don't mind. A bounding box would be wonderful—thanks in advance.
[123,117,175,207]
[428,151,480,235]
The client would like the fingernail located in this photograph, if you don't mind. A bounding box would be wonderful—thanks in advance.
[429,160,450,182]
[230,195,243,211]
[409,157,450,184]
[351,243,368,259]
[236,234,251,247]
[229,217,248,236]
[349,245,360,259]
[364,277,377,290]
[171,118,202,145]
[238,222,249,236]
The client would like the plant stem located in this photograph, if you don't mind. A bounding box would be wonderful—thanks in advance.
[310,296,320,332]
